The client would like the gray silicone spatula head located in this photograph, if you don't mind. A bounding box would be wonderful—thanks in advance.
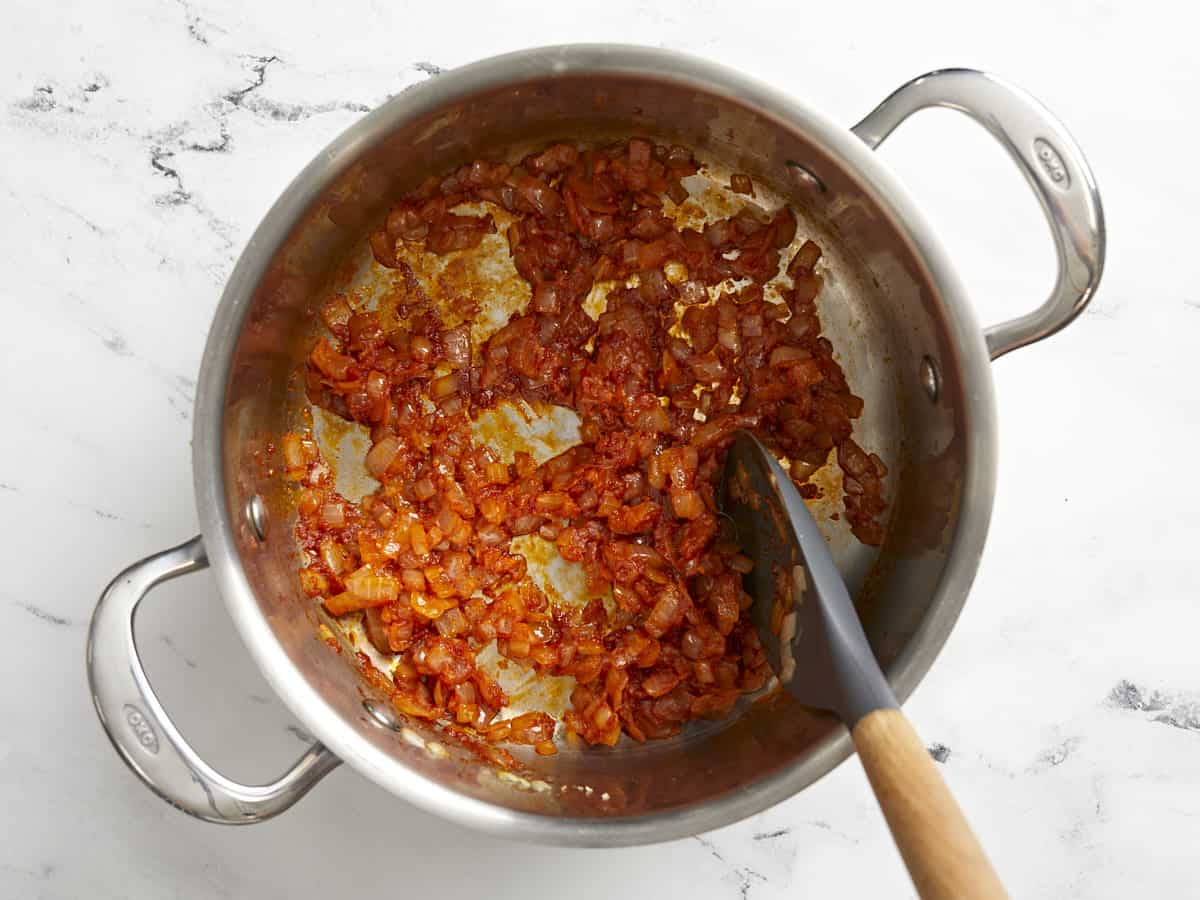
[722,431,1006,895]
[721,430,897,725]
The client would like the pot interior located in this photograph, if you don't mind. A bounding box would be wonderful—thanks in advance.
[215,54,972,830]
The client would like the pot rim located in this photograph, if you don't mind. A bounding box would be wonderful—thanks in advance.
[192,43,996,847]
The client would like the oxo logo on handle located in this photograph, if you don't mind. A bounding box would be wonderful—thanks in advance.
[1033,138,1071,189]
[123,704,160,755]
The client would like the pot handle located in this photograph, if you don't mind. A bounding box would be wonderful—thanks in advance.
[851,68,1105,360]
[86,536,341,823]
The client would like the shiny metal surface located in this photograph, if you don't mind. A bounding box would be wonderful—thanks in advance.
[722,431,897,725]
[851,68,1105,360]
[87,45,1105,845]
[86,536,341,823]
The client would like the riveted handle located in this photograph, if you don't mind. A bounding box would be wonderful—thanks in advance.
[86,536,340,823]
[852,68,1105,359]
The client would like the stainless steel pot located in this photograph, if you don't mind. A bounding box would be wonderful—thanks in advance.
[87,45,1103,847]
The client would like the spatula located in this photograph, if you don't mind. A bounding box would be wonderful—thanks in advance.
[720,430,1007,900]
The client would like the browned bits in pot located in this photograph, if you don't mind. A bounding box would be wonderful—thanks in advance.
[293,139,887,750]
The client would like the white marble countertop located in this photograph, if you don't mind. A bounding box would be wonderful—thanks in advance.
[2,1,1196,896]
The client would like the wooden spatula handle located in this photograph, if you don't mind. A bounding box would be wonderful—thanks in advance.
[852,708,1008,900]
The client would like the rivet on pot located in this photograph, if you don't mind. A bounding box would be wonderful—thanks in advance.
[364,699,402,731]
[245,494,268,542]
[920,356,940,403]
[786,160,826,193]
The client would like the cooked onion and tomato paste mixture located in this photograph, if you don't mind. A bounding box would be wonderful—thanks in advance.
[283,139,887,754]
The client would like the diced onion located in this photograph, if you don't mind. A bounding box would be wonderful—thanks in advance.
[770,345,812,366]
[295,138,887,752]
[345,566,399,604]
[443,326,471,369]
[430,372,462,399]
[365,436,401,479]
[729,173,754,196]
